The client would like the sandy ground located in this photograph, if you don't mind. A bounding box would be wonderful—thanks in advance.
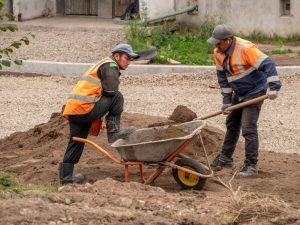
[0,71,299,154]
[1,17,300,225]
[0,111,300,225]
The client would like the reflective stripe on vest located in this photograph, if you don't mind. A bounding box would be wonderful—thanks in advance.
[67,57,116,101]
[63,57,119,117]
[80,76,102,87]
[68,94,101,103]
[215,37,267,83]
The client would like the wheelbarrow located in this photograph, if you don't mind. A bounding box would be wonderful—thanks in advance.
[73,120,214,190]
[72,94,269,190]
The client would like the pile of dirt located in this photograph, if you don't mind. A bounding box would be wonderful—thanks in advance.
[0,110,225,184]
[1,110,300,224]
[168,105,197,123]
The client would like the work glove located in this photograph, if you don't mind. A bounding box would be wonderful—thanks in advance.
[267,90,278,100]
[221,103,232,115]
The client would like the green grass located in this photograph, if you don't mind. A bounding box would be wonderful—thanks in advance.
[125,18,300,65]
[270,49,293,55]
[151,32,214,65]
[242,30,300,45]
[125,19,216,65]
[0,176,56,193]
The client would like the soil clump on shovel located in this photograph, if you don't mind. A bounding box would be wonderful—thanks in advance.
[147,105,227,158]
[168,105,197,122]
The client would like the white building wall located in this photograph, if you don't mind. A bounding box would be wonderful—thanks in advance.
[140,0,175,19]
[176,0,300,37]
[13,0,50,20]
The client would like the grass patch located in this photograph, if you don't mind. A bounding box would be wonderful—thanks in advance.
[151,32,214,65]
[0,175,55,193]
[125,18,300,65]
[125,17,216,65]
[242,30,300,46]
[270,49,293,55]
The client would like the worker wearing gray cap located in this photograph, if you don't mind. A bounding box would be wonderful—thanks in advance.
[60,43,139,185]
[207,24,282,176]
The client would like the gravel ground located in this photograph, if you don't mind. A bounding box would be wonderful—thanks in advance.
[0,27,125,63]
[0,21,299,154]
[0,71,299,154]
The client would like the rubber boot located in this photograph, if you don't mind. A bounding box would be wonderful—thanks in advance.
[106,115,136,144]
[59,162,85,185]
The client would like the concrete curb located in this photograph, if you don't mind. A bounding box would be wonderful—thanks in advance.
[3,60,300,76]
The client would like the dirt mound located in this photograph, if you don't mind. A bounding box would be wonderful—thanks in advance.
[0,111,227,184]
[1,111,300,224]
[168,105,197,122]
[2,179,298,225]
[0,112,168,183]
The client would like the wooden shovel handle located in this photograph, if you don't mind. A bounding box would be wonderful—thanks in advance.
[198,95,269,120]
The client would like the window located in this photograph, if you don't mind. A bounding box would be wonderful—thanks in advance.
[280,0,291,16]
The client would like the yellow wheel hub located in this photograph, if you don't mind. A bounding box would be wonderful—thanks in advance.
[178,166,199,186]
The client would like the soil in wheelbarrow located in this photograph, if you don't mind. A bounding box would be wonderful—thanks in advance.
[125,125,190,144]
[147,104,225,158]
[0,109,300,225]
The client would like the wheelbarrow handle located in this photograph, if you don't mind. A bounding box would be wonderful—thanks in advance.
[198,95,269,120]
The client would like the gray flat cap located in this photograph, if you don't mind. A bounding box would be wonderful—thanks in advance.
[112,43,139,59]
[207,24,233,45]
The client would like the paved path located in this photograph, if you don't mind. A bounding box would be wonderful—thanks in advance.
[5,15,124,31]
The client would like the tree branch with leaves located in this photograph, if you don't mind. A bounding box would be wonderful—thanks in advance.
[0,0,35,70]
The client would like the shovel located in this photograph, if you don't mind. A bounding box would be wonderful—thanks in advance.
[198,95,269,120]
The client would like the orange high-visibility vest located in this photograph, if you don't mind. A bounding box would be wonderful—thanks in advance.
[214,37,268,78]
[63,57,119,118]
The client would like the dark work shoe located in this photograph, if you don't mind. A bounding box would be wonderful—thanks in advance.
[210,153,234,169]
[237,164,257,177]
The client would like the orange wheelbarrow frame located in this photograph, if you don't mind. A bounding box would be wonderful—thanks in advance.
[72,126,214,186]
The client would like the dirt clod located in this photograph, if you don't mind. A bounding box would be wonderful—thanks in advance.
[168,105,197,123]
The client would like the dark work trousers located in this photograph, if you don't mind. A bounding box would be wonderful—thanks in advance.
[63,92,124,164]
[221,97,264,166]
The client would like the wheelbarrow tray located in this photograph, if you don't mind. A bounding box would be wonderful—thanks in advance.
[111,120,206,162]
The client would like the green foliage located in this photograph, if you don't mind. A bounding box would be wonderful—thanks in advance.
[0,0,34,69]
[197,16,217,40]
[0,176,13,186]
[0,175,55,193]
[242,30,300,46]
[270,49,293,55]
[125,17,149,50]
[125,17,216,65]
[151,31,213,65]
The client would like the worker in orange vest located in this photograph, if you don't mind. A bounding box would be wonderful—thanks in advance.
[60,44,139,185]
[207,24,281,176]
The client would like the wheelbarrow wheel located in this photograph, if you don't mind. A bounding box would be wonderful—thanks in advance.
[172,158,207,190]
